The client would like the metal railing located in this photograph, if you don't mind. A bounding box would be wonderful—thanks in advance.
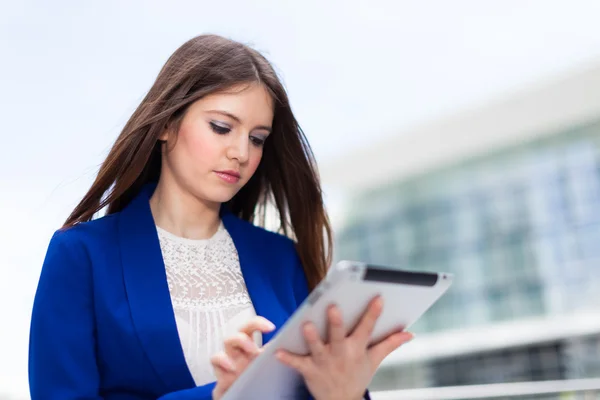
[371,378,600,399]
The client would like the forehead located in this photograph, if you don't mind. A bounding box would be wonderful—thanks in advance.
[193,83,274,123]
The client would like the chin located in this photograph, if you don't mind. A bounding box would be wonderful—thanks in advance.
[206,188,240,205]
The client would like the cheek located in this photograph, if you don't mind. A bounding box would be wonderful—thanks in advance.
[247,148,263,174]
[178,126,219,167]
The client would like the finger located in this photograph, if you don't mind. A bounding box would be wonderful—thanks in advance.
[327,304,345,354]
[276,350,312,376]
[351,296,383,345]
[368,331,414,367]
[302,322,326,363]
[211,360,234,400]
[224,332,260,358]
[212,363,230,384]
[210,352,237,374]
[239,316,276,337]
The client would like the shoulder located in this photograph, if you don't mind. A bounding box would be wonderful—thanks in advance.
[39,214,125,295]
[55,213,119,242]
[47,213,120,260]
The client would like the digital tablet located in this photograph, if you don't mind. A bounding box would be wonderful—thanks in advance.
[222,260,453,400]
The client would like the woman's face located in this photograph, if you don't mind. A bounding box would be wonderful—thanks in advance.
[159,83,274,207]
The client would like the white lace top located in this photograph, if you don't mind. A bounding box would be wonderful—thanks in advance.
[157,222,260,386]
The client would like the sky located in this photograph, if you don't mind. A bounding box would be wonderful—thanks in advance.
[1,0,600,397]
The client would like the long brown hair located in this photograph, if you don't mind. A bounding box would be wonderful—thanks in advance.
[63,34,332,289]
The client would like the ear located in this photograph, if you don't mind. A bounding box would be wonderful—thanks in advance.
[158,128,169,142]
[158,121,175,142]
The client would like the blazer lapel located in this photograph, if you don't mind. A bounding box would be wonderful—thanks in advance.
[118,184,195,391]
[221,212,287,344]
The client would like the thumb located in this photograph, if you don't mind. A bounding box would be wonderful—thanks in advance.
[368,331,414,367]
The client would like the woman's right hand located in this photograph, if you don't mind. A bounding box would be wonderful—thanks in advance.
[211,316,275,400]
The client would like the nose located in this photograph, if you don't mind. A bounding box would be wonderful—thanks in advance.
[226,134,249,164]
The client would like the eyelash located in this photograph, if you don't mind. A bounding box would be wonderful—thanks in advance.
[209,122,266,147]
[210,122,230,134]
[250,137,265,146]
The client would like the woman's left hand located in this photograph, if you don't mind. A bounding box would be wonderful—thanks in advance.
[275,296,414,400]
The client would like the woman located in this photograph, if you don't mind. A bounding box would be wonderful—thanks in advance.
[28,34,413,400]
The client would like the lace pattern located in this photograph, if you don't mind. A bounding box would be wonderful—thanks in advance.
[157,222,259,386]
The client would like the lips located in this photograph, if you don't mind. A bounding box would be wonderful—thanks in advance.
[216,170,240,178]
[214,170,241,184]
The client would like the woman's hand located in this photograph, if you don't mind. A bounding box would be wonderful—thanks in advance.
[211,316,275,400]
[275,297,413,400]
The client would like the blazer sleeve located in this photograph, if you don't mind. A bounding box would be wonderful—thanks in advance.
[156,384,214,400]
[29,230,104,399]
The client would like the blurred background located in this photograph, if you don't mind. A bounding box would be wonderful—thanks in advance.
[2,1,600,399]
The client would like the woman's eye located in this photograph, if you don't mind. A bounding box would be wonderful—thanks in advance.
[210,121,230,134]
[250,136,265,146]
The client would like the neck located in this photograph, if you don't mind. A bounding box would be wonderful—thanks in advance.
[149,178,221,240]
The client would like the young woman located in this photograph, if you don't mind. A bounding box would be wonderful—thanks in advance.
[28,34,414,400]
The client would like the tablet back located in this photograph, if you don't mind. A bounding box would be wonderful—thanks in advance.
[222,261,453,400]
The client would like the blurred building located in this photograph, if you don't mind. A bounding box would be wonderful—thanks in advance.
[322,61,600,393]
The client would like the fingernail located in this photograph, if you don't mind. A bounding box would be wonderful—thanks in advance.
[265,320,276,330]
[303,323,316,338]
[257,316,276,330]
[328,305,341,318]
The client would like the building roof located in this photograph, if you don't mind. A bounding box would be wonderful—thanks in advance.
[320,60,600,193]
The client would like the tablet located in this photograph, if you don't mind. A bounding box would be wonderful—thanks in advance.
[222,260,453,400]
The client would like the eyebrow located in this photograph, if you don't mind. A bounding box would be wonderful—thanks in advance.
[208,110,272,132]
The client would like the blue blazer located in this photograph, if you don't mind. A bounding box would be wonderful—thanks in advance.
[29,184,315,399]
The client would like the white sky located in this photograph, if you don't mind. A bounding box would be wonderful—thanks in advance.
[1,0,600,397]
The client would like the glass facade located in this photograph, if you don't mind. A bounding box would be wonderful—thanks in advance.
[335,120,600,334]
